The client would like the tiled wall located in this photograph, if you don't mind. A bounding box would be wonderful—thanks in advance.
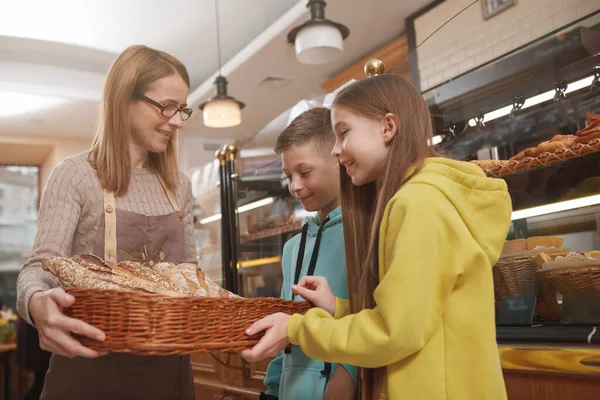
[415,0,600,91]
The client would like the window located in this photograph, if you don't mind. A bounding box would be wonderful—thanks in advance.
[0,165,39,311]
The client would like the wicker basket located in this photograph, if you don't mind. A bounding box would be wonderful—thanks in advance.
[540,266,600,294]
[492,254,560,321]
[64,288,312,355]
[493,255,537,304]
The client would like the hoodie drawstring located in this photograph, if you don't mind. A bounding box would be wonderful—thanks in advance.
[284,216,332,378]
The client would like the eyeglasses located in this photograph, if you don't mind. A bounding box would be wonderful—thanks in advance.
[134,92,193,121]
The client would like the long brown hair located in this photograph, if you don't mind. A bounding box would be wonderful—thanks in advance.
[333,74,438,399]
[89,45,190,196]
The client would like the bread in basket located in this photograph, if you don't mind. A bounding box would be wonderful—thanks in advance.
[42,254,311,354]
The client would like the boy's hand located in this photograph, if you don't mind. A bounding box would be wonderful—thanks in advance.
[324,365,356,400]
[292,276,336,315]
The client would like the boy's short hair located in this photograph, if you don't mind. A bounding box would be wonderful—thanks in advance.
[274,107,334,155]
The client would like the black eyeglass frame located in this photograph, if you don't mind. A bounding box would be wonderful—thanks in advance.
[134,92,193,121]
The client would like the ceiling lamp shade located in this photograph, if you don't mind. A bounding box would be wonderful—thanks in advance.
[200,0,245,128]
[199,76,245,128]
[287,0,349,65]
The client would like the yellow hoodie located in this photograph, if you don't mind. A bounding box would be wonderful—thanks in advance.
[288,158,512,400]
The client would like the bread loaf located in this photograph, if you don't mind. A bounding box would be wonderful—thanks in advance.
[526,236,564,250]
[43,254,240,298]
[502,239,527,255]
[177,263,207,297]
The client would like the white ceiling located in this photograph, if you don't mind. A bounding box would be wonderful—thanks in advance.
[0,0,430,148]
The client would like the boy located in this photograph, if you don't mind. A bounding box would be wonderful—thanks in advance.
[261,107,357,400]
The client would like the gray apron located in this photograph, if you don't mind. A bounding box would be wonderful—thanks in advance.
[41,175,195,400]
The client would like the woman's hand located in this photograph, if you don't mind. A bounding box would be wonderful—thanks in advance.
[28,288,106,358]
[292,276,336,316]
[240,313,291,363]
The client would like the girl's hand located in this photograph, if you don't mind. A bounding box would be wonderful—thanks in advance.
[292,276,336,315]
[28,288,106,358]
[240,313,291,363]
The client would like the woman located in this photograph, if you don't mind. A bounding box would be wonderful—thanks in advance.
[16,45,197,399]
[241,74,511,400]
[16,317,51,400]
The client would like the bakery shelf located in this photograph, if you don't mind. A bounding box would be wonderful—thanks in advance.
[239,230,299,253]
[240,224,302,244]
[503,150,600,211]
[497,326,600,343]
[502,149,600,179]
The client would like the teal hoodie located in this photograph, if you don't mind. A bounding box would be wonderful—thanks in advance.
[263,207,358,399]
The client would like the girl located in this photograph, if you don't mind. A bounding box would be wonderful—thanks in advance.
[241,74,512,400]
[17,45,197,399]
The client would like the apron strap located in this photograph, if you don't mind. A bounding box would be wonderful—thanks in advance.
[156,173,180,213]
[103,189,118,262]
[102,173,180,261]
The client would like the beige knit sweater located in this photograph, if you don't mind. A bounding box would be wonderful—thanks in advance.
[17,151,197,324]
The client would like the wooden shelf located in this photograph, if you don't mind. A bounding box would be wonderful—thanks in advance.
[321,35,410,92]
[240,223,302,244]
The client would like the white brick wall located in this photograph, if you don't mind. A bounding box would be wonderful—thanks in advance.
[415,0,600,91]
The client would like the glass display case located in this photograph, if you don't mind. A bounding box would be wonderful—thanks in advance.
[427,11,600,240]
[423,10,600,324]
[421,8,600,335]
[194,145,307,299]
[409,8,600,397]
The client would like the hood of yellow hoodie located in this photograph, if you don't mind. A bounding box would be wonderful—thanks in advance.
[408,157,512,266]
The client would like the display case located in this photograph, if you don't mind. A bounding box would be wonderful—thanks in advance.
[420,8,600,399]
[187,144,306,399]
[214,146,306,300]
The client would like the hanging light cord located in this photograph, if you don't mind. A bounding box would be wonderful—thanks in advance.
[416,0,478,49]
[215,0,223,75]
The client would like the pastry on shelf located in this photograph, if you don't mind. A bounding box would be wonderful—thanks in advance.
[241,215,303,242]
[559,176,600,201]
[502,238,527,255]
[469,159,509,178]
[511,135,575,162]
[501,236,567,257]
[526,236,564,250]
[471,113,600,178]
[470,159,496,170]
[574,112,600,143]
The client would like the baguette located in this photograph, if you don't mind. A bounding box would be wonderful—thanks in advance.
[154,263,192,294]
[196,269,239,298]
[116,261,190,296]
[177,263,207,296]
[43,255,240,298]
[42,257,141,292]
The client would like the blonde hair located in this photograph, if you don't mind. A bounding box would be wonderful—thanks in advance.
[89,44,190,196]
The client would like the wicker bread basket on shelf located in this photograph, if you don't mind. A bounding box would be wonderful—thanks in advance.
[493,237,567,322]
[492,255,561,322]
[539,266,600,294]
[537,251,600,294]
[64,288,311,355]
